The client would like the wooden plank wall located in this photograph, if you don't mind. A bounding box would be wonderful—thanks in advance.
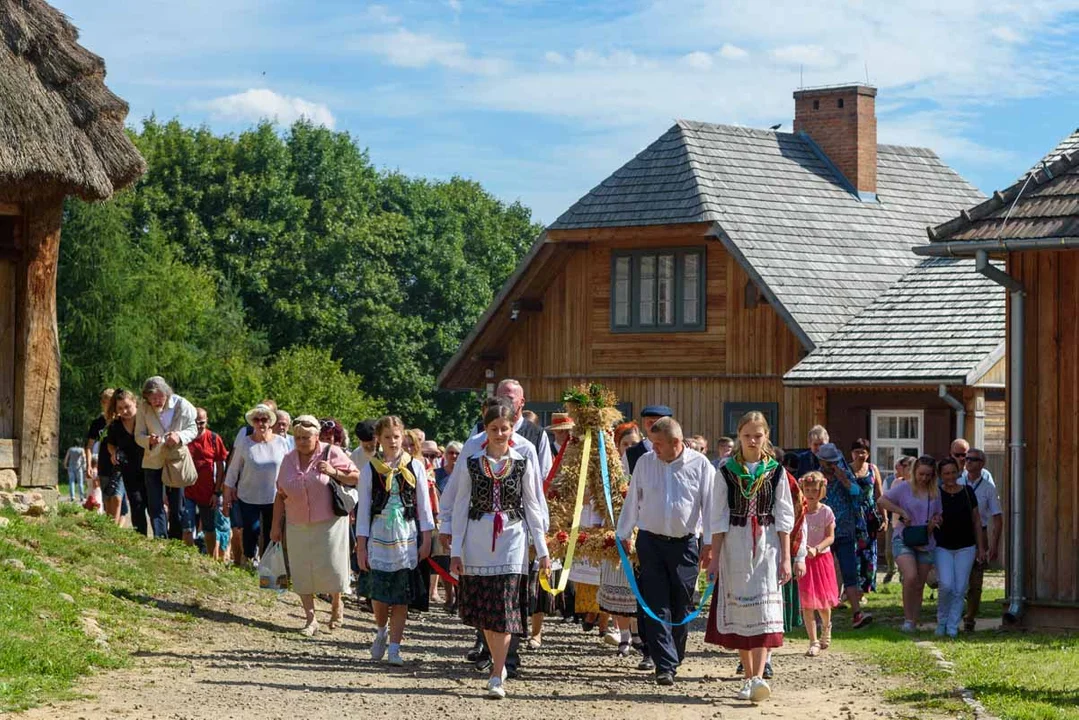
[1011,249,1079,612]
[501,232,816,446]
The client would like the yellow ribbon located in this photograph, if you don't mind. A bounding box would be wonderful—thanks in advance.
[540,430,591,597]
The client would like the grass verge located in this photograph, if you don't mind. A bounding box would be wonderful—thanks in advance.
[0,505,268,712]
[823,576,1078,720]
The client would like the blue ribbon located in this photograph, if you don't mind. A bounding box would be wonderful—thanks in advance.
[596,430,715,627]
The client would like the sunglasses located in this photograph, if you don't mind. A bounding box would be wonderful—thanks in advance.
[967,456,985,463]
[422,452,440,460]
[195,421,207,426]
[252,417,270,425]
[953,452,967,458]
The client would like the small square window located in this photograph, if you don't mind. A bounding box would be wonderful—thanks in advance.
[837,98,845,108]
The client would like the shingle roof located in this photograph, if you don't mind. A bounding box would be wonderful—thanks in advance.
[1030,127,1079,174]
[931,147,1079,244]
[551,121,984,344]
[783,257,1005,385]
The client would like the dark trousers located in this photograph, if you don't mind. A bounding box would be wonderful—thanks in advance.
[145,469,183,540]
[637,530,699,675]
[126,483,149,537]
[238,499,274,560]
[635,567,651,657]
[964,558,986,626]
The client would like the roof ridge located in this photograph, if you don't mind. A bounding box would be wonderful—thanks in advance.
[675,123,717,221]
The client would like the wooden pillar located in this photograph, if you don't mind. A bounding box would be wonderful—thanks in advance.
[811,387,828,429]
[963,387,986,449]
[15,199,62,488]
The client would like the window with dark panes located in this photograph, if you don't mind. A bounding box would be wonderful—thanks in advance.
[609,247,705,332]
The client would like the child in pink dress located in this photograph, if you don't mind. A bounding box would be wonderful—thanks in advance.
[798,472,839,656]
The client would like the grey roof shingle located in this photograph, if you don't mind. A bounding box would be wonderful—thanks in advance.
[783,257,1005,385]
[550,121,985,344]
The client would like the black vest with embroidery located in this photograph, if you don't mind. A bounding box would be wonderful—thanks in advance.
[368,460,418,522]
[718,461,783,528]
[467,456,527,521]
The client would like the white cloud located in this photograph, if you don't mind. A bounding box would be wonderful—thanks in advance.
[772,44,841,68]
[202,89,336,128]
[544,50,567,65]
[357,29,506,75]
[719,43,748,60]
[991,26,1023,43]
[364,4,401,25]
[879,110,1022,166]
[683,51,713,69]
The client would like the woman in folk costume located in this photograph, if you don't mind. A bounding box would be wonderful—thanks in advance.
[450,402,550,700]
[355,415,435,666]
[706,411,795,704]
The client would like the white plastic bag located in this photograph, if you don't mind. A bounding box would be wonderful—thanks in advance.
[258,542,289,591]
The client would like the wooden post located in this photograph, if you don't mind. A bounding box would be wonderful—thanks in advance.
[15,199,62,488]
[963,387,986,450]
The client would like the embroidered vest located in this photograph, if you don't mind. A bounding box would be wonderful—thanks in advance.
[369,460,418,522]
[466,456,527,521]
[719,461,783,528]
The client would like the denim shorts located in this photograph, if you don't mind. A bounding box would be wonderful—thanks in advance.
[833,538,859,589]
[892,534,935,565]
[182,497,216,533]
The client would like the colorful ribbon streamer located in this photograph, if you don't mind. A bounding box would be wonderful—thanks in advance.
[427,556,458,586]
[543,439,568,494]
[540,430,591,597]
[596,429,715,627]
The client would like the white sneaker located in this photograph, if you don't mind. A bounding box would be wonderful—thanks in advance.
[602,629,620,646]
[900,620,917,634]
[736,679,753,701]
[387,647,404,666]
[370,631,388,661]
[749,677,771,703]
[487,677,506,699]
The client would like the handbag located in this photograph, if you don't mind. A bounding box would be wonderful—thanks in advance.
[148,405,197,489]
[324,444,358,516]
[901,494,932,548]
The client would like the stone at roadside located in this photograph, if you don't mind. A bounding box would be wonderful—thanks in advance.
[58,592,75,604]
[3,557,26,570]
[0,516,9,528]
[0,469,16,491]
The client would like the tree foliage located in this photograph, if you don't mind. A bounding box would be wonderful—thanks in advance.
[58,118,539,445]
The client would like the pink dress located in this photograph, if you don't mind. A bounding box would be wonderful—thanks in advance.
[799,504,840,610]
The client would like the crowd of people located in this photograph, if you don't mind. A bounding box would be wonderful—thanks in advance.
[64,377,1004,704]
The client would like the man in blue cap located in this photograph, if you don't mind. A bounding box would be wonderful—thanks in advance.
[624,405,674,474]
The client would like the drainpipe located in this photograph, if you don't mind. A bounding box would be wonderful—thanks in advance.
[938,385,966,439]
[973,250,1026,624]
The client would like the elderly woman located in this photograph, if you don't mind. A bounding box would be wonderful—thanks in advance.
[134,376,198,539]
[224,404,291,564]
[270,416,359,636]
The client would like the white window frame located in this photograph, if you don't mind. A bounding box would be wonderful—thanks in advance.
[870,409,924,470]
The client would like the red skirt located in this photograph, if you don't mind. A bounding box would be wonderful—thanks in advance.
[798,552,840,610]
[704,590,785,650]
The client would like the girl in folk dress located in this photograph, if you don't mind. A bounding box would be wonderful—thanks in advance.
[798,472,840,656]
[706,412,794,704]
[450,403,550,700]
[355,416,435,666]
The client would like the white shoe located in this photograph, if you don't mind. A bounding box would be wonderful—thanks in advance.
[736,679,753,701]
[300,617,319,637]
[602,629,620,646]
[749,677,771,703]
[370,631,388,661]
[387,647,404,666]
[900,620,917,634]
[487,677,506,699]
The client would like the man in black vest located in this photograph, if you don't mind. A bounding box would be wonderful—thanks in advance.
[625,405,674,474]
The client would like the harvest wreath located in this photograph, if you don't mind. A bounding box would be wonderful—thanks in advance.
[545,383,635,564]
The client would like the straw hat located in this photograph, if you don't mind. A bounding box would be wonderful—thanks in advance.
[244,404,277,426]
[545,412,575,432]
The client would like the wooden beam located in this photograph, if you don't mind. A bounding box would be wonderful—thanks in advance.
[511,298,543,313]
[0,259,14,437]
[0,439,19,468]
[0,203,21,217]
[547,222,712,243]
[16,200,62,488]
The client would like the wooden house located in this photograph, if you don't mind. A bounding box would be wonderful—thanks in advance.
[439,84,1004,464]
[916,129,1079,628]
[0,0,145,491]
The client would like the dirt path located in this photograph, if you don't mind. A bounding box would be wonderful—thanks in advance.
[17,592,911,720]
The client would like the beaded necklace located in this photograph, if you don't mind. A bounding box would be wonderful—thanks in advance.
[481,454,513,481]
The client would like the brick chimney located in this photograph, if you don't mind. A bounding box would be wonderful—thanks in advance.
[793,84,877,198]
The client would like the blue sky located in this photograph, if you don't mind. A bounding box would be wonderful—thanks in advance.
[59,0,1079,224]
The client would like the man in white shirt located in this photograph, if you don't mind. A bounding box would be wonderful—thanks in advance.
[496,379,553,481]
[959,447,1003,632]
[350,419,379,470]
[440,396,547,677]
[617,417,714,687]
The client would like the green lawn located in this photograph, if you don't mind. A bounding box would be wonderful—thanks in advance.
[0,505,267,712]
[822,576,1079,720]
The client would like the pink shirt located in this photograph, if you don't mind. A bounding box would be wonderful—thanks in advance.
[804,503,836,554]
[275,443,358,526]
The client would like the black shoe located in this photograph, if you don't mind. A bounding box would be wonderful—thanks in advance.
[475,658,493,673]
[582,621,596,632]
[637,657,655,671]
[655,672,675,686]
[763,661,773,680]
[466,646,484,662]
[506,667,520,680]
[735,661,744,675]
[852,611,874,629]
[617,641,631,657]
[631,635,645,652]
[883,572,894,584]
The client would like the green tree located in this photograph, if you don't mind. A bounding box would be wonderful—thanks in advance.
[262,347,384,425]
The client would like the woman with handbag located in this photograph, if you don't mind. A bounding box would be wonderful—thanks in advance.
[134,376,199,540]
[877,455,943,632]
[105,389,147,533]
[934,457,985,637]
[224,404,291,564]
[269,415,359,636]
[849,439,884,594]
[355,415,435,666]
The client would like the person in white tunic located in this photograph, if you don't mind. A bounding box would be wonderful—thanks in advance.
[450,402,550,700]
[706,411,794,704]
[355,416,434,667]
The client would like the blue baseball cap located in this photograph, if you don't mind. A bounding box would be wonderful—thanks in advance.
[641,405,674,418]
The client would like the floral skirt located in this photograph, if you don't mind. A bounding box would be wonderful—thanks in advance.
[459,574,524,634]
[858,534,878,593]
[597,560,637,617]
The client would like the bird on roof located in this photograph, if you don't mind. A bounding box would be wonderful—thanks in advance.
[769,123,782,130]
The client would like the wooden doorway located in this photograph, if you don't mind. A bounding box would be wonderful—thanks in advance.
[0,216,17,440]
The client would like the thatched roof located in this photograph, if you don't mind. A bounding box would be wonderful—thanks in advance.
[0,0,145,202]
